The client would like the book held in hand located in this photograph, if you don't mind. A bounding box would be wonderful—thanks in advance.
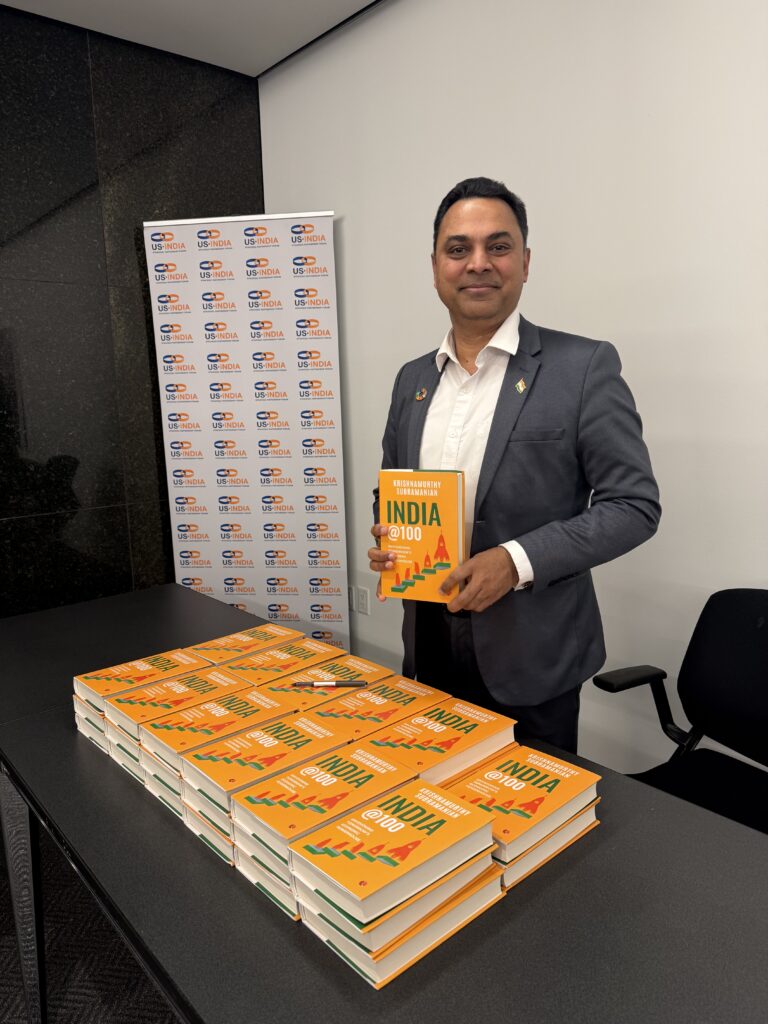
[379,469,464,603]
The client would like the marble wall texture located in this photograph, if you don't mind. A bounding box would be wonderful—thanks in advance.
[0,4,264,617]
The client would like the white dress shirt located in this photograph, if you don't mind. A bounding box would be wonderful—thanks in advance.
[419,310,534,589]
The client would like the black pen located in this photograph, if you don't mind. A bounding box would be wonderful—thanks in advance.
[290,680,368,688]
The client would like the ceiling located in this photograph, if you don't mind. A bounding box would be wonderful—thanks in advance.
[3,0,384,76]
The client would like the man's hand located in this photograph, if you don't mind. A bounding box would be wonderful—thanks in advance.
[441,547,519,613]
[368,524,396,602]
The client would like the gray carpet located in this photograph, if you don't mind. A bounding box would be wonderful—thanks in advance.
[1,824,176,1024]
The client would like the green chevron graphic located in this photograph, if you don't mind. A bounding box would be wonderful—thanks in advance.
[302,843,399,867]
[150,723,213,734]
[315,711,383,722]
[114,697,174,708]
[370,739,445,754]
[478,803,532,818]
[244,794,326,813]
[193,753,265,769]
[390,562,452,594]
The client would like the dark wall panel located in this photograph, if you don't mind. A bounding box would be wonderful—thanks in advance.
[0,5,264,618]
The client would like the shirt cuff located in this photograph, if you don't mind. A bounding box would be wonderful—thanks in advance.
[500,541,534,590]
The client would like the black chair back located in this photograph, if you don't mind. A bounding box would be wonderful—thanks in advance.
[677,589,768,768]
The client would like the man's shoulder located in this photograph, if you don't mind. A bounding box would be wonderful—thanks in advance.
[523,317,618,366]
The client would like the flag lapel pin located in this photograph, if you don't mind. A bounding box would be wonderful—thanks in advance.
[515,378,526,394]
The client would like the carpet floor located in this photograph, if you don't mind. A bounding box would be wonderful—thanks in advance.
[1,823,176,1024]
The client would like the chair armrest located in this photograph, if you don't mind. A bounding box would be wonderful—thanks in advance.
[593,665,667,693]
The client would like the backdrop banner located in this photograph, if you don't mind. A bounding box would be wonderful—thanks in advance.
[143,212,349,648]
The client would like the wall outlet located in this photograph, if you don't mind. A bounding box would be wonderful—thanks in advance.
[348,585,356,612]
[357,586,371,616]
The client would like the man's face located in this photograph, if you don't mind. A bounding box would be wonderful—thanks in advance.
[432,197,530,330]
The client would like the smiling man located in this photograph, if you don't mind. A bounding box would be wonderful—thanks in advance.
[369,177,660,753]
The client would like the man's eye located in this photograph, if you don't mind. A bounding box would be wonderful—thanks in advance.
[490,245,511,254]
[448,247,467,256]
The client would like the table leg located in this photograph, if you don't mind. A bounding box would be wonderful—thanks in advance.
[0,768,47,1024]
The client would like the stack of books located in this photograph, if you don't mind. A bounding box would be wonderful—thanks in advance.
[365,697,517,783]
[290,778,503,988]
[73,648,213,757]
[72,625,602,990]
[230,739,417,918]
[104,665,253,783]
[444,744,601,889]
[179,709,366,863]
[139,685,304,817]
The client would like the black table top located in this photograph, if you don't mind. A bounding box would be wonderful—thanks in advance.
[1,586,767,1023]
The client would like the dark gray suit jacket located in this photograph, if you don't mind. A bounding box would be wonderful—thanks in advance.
[374,316,661,705]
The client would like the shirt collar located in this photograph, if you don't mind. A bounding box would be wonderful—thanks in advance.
[435,310,521,371]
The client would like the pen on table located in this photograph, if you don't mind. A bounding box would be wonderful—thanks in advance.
[290,680,368,688]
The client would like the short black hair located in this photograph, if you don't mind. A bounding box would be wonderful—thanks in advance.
[433,177,528,250]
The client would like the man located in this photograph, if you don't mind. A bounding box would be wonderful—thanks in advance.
[368,177,660,753]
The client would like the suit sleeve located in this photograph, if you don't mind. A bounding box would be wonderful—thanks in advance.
[514,341,661,590]
[372,363,406,525]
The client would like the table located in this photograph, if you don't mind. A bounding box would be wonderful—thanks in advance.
[2,585,767,1024]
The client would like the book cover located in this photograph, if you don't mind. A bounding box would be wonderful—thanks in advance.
[290,779,494,921]
[365,699,516,783]
[280,654,394,688]
[444,744,601,863]
[378,469,464,603]
[221,637,343,687]
[104,666,251,740]
[139,686,302,773]
[73,648,213,713]
[312,676,450,740]
[185,623,304,664]
[180,711,359,834]
[230,740,417,865]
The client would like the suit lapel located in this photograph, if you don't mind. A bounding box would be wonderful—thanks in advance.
[406,361,444,468]
[474,317,541,516]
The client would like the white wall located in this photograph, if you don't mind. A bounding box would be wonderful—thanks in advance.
[260,0,768,772]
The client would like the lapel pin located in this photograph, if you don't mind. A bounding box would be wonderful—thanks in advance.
[415,387,428,401]
[515,378,526,395]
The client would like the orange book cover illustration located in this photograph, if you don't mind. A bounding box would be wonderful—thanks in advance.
[365,699,516,783]
[185,623,304,664]
[181,711,357,810]
[290,779,494,920]
[379,469,464,603]
[444,744,601,863]
[279,654,394,688]
[312,676,449,740]
[139,685,304,770]
[221,637,343,687]
[104,666,250,738]
[231,740,417,851]
[73,648,213,712]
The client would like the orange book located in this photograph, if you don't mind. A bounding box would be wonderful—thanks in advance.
[312,676,449,740]
[299,863,503,989]
[230,740,417,876]
[290,779,495,922]
[221,637,343,687]
[445,744,601,864]
[73,648,213,714]
[139,685,304,774]
[366,698,516,783]
[185,623,303,664]
[180,710,361,836]
[379,469,465,603]
[280,654,393,688]
[104,666,250,740]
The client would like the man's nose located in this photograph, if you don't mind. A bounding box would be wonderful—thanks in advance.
[466,246,492,272]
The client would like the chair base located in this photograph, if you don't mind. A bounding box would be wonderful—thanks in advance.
[630,748,768,834]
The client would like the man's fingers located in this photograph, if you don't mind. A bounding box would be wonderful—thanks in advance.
[368,546,395,572]
[439,558,474,595]
[370,524,389,540]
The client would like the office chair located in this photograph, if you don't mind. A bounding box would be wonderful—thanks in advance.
[593,589,768,834]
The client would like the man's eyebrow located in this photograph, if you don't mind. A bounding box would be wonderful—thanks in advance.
[442,231,515,244]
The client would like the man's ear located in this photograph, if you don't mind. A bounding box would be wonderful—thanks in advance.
[523,248,531,282]
[431,251,437,288]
